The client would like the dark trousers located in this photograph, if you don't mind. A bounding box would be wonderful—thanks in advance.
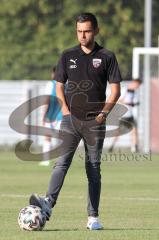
[46,114,105,217]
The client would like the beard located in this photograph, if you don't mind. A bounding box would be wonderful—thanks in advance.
[80,39,94,48]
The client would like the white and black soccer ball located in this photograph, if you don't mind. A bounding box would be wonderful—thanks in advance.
[18,205,46,231]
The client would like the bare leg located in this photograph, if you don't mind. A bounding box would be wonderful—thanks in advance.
[131,126,138,152]
[108,129,120,152]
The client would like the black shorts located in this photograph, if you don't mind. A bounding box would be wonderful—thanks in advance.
[119,117,137,129]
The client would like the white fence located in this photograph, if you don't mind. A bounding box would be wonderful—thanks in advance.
[0,80,133,149]
[0,80,45,145]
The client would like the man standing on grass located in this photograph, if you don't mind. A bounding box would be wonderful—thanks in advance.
[30,12,122,230]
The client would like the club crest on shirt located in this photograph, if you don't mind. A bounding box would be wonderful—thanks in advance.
[92,58,102,68]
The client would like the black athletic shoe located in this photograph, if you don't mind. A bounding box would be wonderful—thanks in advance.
[29,193,52,220]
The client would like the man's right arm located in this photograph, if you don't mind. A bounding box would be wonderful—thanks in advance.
[56,82,70,116]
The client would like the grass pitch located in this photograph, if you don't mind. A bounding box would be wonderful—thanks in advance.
[0,150,159,240]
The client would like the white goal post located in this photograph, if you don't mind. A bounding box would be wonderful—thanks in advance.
[132,47,159,153]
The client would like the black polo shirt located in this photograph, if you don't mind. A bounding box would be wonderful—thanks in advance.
[55,42,122,120]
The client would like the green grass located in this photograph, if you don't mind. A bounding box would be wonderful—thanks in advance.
[0,150,159,240]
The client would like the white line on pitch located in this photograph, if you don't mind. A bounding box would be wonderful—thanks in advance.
[0,193,29,198]
[109,197,159,201]
[1,193,159,201]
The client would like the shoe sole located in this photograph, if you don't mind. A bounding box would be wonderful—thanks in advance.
[87,224,103,230]
[87,227,103,230]
[87,227,104,231]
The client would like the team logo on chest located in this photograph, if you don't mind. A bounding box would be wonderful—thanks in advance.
[92,58,102,68]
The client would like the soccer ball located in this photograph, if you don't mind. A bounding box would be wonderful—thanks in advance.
[18,205,46,231]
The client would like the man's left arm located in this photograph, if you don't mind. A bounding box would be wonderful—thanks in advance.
[96,83,121,123]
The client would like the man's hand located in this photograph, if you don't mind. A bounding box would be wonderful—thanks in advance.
[62,109,71,116]
[95,112,107,124]
[97,83,121,123]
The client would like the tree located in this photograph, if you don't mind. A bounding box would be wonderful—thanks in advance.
[0,0,158,80]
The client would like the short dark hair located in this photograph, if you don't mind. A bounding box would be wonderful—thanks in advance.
[133,78,142,84]
[76,12,98,29]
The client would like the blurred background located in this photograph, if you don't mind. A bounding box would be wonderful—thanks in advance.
[0,0,159,154]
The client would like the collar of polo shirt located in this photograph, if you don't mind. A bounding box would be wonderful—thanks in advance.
[78,42,101,56]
